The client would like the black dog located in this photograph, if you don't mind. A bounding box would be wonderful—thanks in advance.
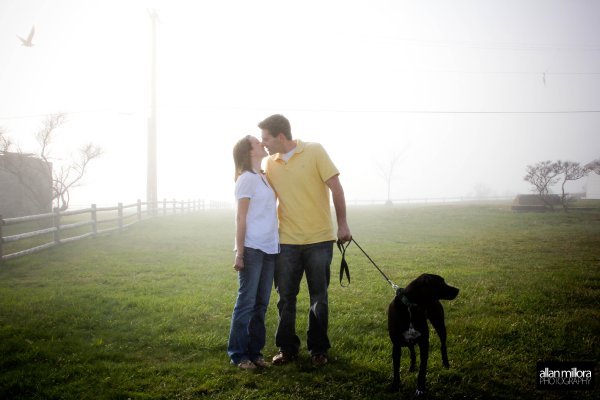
[388,273,459,396]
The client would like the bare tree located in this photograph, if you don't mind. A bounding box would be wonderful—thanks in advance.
[524,161,560,210]
[554,160,589,212]
[52,142,103,210]
[36,114,103,211]
[0,114,102,212]
[376,147,409,206]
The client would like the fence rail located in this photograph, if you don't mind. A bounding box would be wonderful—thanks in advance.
[347,195,515,206]
[0,199,215,264]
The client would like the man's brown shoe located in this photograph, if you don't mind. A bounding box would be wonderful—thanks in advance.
[272,351,297,365]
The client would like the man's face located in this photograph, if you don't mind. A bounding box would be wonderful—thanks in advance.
[260,129,282,155]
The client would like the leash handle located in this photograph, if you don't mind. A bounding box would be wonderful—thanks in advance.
[337,238,352,287]
[337,237,399,291]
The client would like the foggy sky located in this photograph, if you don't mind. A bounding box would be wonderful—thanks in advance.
[1,0,599,207]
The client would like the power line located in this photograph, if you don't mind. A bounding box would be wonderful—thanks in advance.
[390,69,600,76]
[348,110,600,114]
[0,109,136,121]
[1,107,600,121]
[138,105,600,115]
[372,37,600,52]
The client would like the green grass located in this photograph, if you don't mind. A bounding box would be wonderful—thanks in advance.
[0,204,599,399]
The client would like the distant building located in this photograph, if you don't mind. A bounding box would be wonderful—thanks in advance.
[584,160,600,200]
[512,194,561,211]
[0,152,52,217]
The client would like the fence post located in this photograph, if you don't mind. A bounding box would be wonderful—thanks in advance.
[0,215,4,264]
[118,202,123,232]
[137,199,142,221]
[53,207,61,244]
[91,204,97,237]
[148,199,153,218]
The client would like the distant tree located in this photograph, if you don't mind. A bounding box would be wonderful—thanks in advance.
[0,114,102,211]
[376,149,407,206]
[554,160,589,212]
[473,182,492,199]
[524,161,560,210]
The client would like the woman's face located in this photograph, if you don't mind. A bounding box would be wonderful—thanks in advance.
[249,136,267,159]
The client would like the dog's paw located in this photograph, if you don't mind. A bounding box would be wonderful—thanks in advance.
[415,388,427,397]
[442,356,450,369]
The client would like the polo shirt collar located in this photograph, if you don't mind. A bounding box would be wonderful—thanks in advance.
[274,139,305,160]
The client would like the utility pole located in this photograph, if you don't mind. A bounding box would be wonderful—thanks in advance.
[147,9,158,214]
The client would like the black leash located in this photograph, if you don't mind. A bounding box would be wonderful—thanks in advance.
[337,238,420,342]
[337,237,399,291]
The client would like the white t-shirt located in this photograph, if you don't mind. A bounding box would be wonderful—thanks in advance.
[281,147,296,162]
[235,171,279,254]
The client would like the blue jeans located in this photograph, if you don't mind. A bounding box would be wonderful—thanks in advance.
[274,241,334,356]
[227,247,275,364]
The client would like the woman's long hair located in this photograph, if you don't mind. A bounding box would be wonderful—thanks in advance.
[233,135,253,181]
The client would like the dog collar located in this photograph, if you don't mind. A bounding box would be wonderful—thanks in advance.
[396,288,417,307]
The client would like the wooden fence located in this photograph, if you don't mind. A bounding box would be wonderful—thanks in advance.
[0,199,223,264]
[347,195,514,206]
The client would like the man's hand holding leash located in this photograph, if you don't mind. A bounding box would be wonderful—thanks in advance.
[337,223,352,243]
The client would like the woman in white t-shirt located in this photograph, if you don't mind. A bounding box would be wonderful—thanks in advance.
[227,135,279,369]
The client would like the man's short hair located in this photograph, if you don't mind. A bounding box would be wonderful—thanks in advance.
[258,114,292,140]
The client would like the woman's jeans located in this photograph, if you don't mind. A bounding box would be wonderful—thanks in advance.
[274,241,333,356]
[227,247,275,364]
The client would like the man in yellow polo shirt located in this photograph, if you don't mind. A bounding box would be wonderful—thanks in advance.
[259,114,352,366]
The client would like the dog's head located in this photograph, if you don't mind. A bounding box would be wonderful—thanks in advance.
[401,273,459,304]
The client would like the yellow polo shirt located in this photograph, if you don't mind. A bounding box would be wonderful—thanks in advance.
[265,140,339,245]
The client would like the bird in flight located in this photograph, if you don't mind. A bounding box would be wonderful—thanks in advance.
[17,25,35,47]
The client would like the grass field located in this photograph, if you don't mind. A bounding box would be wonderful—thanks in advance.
[0,203,599,399]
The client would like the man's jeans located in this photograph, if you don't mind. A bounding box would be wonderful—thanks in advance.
[227,247,275,364]
[274,241,333,356]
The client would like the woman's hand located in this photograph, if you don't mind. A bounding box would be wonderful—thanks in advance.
[234,255,244,271]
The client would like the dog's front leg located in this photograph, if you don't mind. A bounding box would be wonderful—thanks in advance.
[416,339,429,396]
[438,323,449,369]
[429,301,450,368]
[408,343,416,372]
[389,342,401,391]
